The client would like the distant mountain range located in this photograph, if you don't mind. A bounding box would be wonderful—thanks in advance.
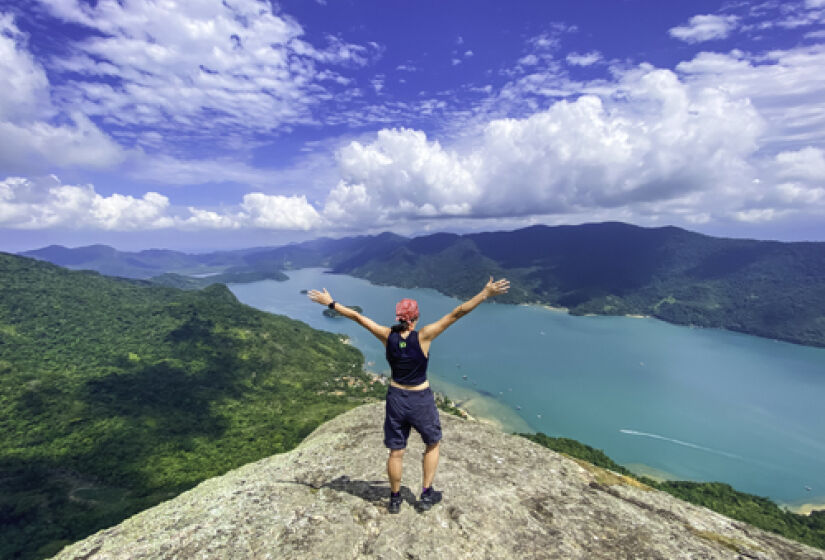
[21,243,287,286]
[22,222,825,347]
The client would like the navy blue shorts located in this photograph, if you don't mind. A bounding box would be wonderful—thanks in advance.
[384,385,442,449]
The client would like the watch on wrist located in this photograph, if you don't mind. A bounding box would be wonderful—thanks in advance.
[328,301,336,310]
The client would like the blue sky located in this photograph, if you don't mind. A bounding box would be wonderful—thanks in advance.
[1,0,824,251]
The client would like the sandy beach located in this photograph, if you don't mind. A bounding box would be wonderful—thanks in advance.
[781,500,825,515]
[429,375,532,433]
[623,462,680,483]
[519,302,570,313]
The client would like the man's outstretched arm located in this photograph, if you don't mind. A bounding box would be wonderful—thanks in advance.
[419,277,509,344]
[308,288,391,344]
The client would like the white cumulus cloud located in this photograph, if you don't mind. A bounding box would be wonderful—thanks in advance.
[38,0,375,137]
[323,66,766,227]
[775,147,825,181]
[0,15,124,174]
[0,176,171,230]
[676,45,825,148]
[0,113,125,173]
[669,14,739,43]
[178,207,240,230]
[241,193,323,230]
[0,175,327,231]
[326,128,477,226]
[734,208,787,223]
[0,13,52,121]
[566,51,602,66]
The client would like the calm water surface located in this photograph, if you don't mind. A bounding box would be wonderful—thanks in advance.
[229,268,825,507]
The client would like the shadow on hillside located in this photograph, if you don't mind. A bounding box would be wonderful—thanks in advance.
[83,360,231,437]
[282,475,416,507]
[685,245,766,279]
[77,307,252,492]
[82,308,244,433]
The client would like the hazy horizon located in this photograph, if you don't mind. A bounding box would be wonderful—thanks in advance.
[7,218,825,255]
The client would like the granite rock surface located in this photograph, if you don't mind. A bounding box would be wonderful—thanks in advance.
[53,402,825,559]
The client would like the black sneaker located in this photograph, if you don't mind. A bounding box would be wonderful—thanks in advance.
[416,488,442,512]
[388,493,402,514]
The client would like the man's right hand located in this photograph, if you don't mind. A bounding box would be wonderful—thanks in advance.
[484,276,510,298]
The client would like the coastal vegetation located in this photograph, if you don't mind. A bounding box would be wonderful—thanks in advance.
[0,253,385,560]
[520,432,825,550]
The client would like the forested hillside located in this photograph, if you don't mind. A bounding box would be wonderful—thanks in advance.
[329,223,825,348]
[0,253,384,560]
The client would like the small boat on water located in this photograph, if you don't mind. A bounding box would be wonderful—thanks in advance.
[516,405,521,410]
[806,486,813,491]
[462,375,468,380]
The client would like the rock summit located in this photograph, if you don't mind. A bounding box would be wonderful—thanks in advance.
[54,403,824,559]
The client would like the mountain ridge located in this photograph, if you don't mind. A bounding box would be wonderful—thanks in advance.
[329,222,825,347]
[20,222,825,346]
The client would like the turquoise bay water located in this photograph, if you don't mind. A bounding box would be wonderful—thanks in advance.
[229,269,825,507]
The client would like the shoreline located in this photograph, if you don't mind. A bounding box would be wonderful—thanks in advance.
[780,500,825,516]
[429,375,532,433]
[519,302,569,313]
[363,370,530,433]
[522,302,650,320]
[623,462,680,483]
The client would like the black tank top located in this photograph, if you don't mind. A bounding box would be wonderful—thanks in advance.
[386,330,429,385]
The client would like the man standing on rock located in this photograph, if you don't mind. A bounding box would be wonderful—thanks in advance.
[309,276,510,513]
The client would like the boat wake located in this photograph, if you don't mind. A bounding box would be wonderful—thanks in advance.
[619,429,743,460]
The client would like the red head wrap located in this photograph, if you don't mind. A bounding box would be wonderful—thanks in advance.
[395,298,419,323]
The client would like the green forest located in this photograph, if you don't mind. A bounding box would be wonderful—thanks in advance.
[0,253,386,559]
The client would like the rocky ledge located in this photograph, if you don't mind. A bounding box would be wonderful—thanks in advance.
[53,402,824,559]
